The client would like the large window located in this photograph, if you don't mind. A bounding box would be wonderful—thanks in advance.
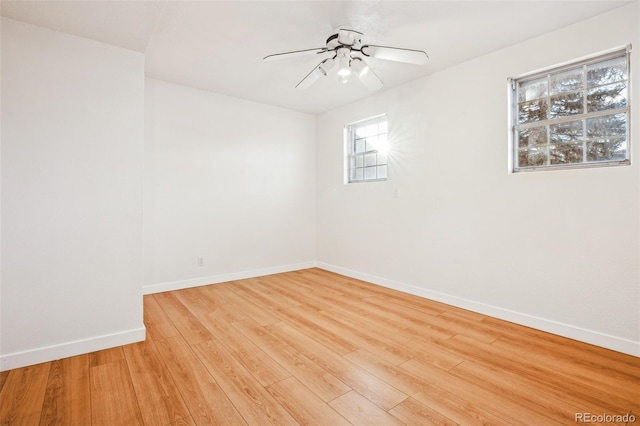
[346,114,388,183]
[511,47,630,172]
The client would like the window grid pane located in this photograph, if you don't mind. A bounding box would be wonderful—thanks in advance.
[346,115,388,183]
[513,50,629,171]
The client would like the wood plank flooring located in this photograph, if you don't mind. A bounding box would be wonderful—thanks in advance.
[1,268,638,425]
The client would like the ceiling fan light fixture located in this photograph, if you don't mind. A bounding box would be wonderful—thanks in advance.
[318,58,335,76]
[351,58,367,77]
[351,58,383,91]
[337,54,351,77]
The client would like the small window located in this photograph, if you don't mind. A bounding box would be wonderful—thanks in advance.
[510,47,630,172]
[346,114,388,183]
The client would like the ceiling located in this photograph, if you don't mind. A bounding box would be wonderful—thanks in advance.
[1,1,632,114]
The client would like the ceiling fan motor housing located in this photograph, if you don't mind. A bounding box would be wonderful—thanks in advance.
[326,28,363,50]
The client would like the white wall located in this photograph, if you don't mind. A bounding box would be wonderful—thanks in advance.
[1,18,145,371]
[1,3,637,371]
[316,3,640,356]
[143,79,316,293]
[0,17,4,368]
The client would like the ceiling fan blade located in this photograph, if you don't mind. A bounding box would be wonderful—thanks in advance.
[351,58,383,91]
[361,45,428,65]
[295,58,335,89]
[263,47,327,61]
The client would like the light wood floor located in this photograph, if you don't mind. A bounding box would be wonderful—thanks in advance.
[1,268,638,425]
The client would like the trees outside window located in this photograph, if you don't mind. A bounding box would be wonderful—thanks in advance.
[512,48,630,172]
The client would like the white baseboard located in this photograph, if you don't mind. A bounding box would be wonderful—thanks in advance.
[316,262,640,357]
[143,261,317,295]
[0,326,146,372]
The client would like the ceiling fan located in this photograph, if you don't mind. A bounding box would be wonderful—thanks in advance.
[264,28,428,91]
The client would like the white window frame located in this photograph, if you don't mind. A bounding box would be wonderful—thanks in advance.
[345,114,389,183]
[509,45,631,172]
